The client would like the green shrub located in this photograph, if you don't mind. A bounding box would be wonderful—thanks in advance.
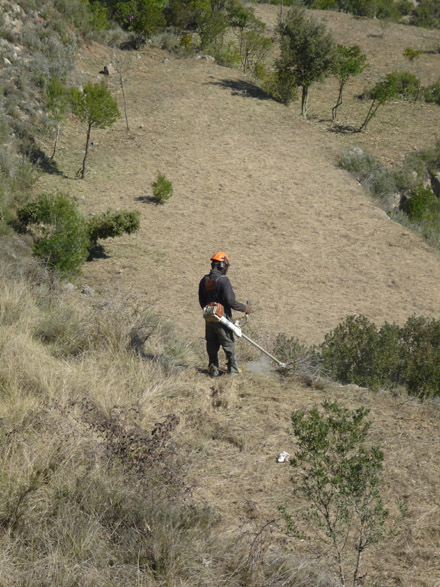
[87,209,140,245]
[320,313,440,397]
[396,0,414,16]
[283,401,387,586]
[302,0,399,18]
[338,148,397,203]
[385,71,420,100]
[259,69,297,105]
[400,184,439,221]
[152,172,173,204]
[411,0,440,29]
[17,195,141,273]
[17,192,89,274]
[321,315,383,389]
[398,316,440,396]
[423,80,440,105]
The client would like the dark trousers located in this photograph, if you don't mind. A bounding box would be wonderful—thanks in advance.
[205,321,239,374]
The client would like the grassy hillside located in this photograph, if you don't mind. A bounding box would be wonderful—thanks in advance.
[1,2,440,585]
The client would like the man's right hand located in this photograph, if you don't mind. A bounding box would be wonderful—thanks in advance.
[245,304,253,315]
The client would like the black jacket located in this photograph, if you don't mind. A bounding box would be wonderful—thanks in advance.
[198,269,246,318]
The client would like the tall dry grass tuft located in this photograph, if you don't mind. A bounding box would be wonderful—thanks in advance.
[0,267,235,585]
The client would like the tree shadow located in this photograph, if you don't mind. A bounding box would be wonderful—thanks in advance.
[87,244,110,261]
[135,195,162,205]
[19,135,65,176]
[328,123,360,134]
[207,78,271,101]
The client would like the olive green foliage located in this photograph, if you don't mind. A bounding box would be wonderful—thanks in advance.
[403,47,420,62]
[423,80,440,105]
[302,0,398,17]
[276,4,335,117]
[359,73,401,131]
[259,69,298,105]
[339,144,440,250]
[17,193,141,273]
[321,314,440,397]
[228,3,272,75]
[87,209,140,245]
[152,172,173,204]
[331,44,367,120]
[400,184,438,221]
[338,148,400,204]
[70,81,120,178]
[411,0,440,29]
[70,81,120,129]
[385,71,420,100]
[17,192,89,274]
[283,401,387,586]
[321,315,397,390]
[92,0,165,39]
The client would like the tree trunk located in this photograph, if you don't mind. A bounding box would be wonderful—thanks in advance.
[301,86,309,118]
[50,124,60,159]
[120,76,130,131]
[81,123,92,179]
[359,100,379,132]
[332,83,344,121]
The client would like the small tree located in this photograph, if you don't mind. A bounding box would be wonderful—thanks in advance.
[45,77,70,159]
[112,53,132,131]
[152,172,173,204]
[359,75,399,131]
[17,193,141,274]
[17,192,89,274]
[87,209,140,246]
[276,4,335,117]
[283,401,388,586]
[112,0,166,40]
[228,3,272,75]
[331,44,367,121]
[70,81,120,179]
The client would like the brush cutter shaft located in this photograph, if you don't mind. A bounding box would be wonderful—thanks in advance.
[241,334,286,368]
[218,315,286,368]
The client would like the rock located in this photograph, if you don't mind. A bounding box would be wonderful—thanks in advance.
[103,63,115,75]
[81,285,95,296]
[62,281,75,293]
[196,54,216,62]
[382,192,402,213]
[429,171,440,199]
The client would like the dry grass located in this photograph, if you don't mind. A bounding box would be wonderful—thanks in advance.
[3,5,440,585]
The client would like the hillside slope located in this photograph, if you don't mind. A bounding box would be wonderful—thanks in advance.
[24,7,440,585]
[37,13,440,352]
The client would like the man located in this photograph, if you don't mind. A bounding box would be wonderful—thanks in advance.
[198,251,252,376]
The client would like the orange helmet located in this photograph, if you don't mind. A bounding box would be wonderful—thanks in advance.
[210,251,230,273]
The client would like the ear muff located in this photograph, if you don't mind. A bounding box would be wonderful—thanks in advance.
[219,255,229,272]
[210,251,230,273]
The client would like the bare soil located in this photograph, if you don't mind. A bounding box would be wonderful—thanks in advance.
[36,8,440,585]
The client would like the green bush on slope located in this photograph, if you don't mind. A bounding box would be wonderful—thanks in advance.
[17,192,140,274]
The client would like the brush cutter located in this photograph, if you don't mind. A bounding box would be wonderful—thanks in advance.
[203,302,287,369]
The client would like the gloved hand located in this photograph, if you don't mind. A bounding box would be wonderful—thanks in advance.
[245,304,253,315]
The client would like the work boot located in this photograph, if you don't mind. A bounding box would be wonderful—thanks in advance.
[227,361,241,376]
[208,363,220,377]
